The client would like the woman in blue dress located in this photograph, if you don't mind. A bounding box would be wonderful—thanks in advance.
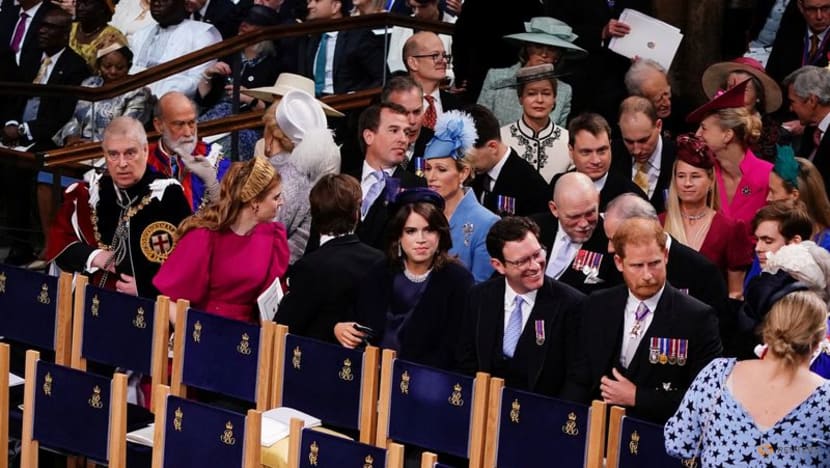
[423,110,499,283]
[665,290,830,466]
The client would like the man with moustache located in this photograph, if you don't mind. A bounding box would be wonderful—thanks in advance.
[455,216,585,395]
[561,217,722,424]
[128,0,221,97]
[347,103,426,249]
[550,112,647,212]
[45,117,192,297]
[531,172,619,294]
[147,91,229,212]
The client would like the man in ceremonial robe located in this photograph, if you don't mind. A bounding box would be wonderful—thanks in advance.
[45,116,192,297]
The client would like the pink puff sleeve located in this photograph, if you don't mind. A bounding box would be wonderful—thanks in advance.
[153,227,213,307]
[260,222,290,294]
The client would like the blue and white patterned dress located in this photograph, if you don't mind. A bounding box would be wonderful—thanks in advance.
[665,358,830,467]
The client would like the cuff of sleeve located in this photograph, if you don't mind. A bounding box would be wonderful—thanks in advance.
[85,249,103,273]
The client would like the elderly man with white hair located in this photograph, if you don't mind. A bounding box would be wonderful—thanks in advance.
[531,171,619,293]
[782,65,830,191]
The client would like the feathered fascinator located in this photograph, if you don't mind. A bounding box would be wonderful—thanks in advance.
[423,110,478,160]
[773,145,799,187]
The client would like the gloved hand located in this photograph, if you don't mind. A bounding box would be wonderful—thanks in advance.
[179,152,220,204]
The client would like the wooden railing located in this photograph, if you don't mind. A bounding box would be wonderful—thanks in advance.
[0,14,455,172]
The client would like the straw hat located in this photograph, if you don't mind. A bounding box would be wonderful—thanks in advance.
[701,57,782,114]
[242,73,344,117]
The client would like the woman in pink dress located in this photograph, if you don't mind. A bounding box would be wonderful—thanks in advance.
[154,156,290,322]
[687,80,772,226]
[661,134,753,298]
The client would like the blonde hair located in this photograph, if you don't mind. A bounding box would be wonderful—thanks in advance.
[663,160,720,245]
[176,157,281,238]
[262,99,295,153]
[762,291,827,368]
[713,107,762,148]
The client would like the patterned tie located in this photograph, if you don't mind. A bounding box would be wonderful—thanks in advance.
[545,237,574,279]
[634,161,649,194]
[503,296,524,358]
[314,34,329,96]
[10,12,28,54]
[423,95,437,129]
[32,56,52,84]
[809,34,820,60]
[361,170,387,217]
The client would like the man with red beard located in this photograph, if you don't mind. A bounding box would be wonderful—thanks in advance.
[148,91,230,212]
[561,217,721,424]
[347,103,425,249]
[455,216,585,396]
[45,117,192,297]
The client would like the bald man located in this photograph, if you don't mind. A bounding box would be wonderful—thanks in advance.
[402,31,462,128]
[531,172,621,293]
[148,91,230,211]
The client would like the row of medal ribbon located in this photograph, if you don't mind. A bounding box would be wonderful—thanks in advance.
[649,337,688,366]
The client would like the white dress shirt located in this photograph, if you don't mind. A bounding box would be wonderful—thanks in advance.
[619,285,665,368]
[11,1,42,65]
[503,280,538,335]
[592,172,609,192]
[360,160,395,197]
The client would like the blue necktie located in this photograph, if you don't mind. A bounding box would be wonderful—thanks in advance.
[314,34,329,96]
[361,170,387,217]
[503,296,524,358]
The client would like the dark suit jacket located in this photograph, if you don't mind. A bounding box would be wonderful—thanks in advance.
[356,262,474,370]
[471,149,551,216]
[0,0,56,82]
[200,0,239,39]
[799,128,830,193]
[297,28,386,95]
[667,237,732,343]
[439,89,463,112]
[609,137,677,214]
[276,235,386,343]
[3,47,89,148]
[766,0,828,83]
[455,276,585,395]
[349,165,426,250]
[549,169,648,213]
[530,211,622,294]
[561,283,722,424]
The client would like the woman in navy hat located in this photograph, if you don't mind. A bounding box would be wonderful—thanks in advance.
[423,110,499,283]
[661,134,753,299]
[687,80,773,225]
[351,188,474,370]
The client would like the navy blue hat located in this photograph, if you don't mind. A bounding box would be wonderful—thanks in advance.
[390,187,445,212]
[741,271,809,326]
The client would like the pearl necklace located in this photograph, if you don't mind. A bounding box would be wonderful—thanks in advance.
[681,209,708,224]
[403,268,432,283]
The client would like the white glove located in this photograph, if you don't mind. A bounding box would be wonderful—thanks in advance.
[179,152,220,204]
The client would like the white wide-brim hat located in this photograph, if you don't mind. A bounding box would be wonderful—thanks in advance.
[276,89,328,144]
[242,73,344,117]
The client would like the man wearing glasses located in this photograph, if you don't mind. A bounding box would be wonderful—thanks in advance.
[767,0,830,83]
[402,31,462,129]
[455,216,585,396]
[45,117,192,297]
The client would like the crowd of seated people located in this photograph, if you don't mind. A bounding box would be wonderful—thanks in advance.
[3,0,830,465]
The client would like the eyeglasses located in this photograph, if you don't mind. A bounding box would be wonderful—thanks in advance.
[802,3,830,15]
[502,248,546,269]
[411,52,452,64]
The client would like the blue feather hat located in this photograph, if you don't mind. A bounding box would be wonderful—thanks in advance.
[423,110,478,161]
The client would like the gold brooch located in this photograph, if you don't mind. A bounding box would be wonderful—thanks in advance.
[220,421,236,445]
[338,358,354,381]
[132,307,147,329]
[561,412,579,436]
[88,385,103,409]
[448,383,464,407]
[37,283,51,305]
